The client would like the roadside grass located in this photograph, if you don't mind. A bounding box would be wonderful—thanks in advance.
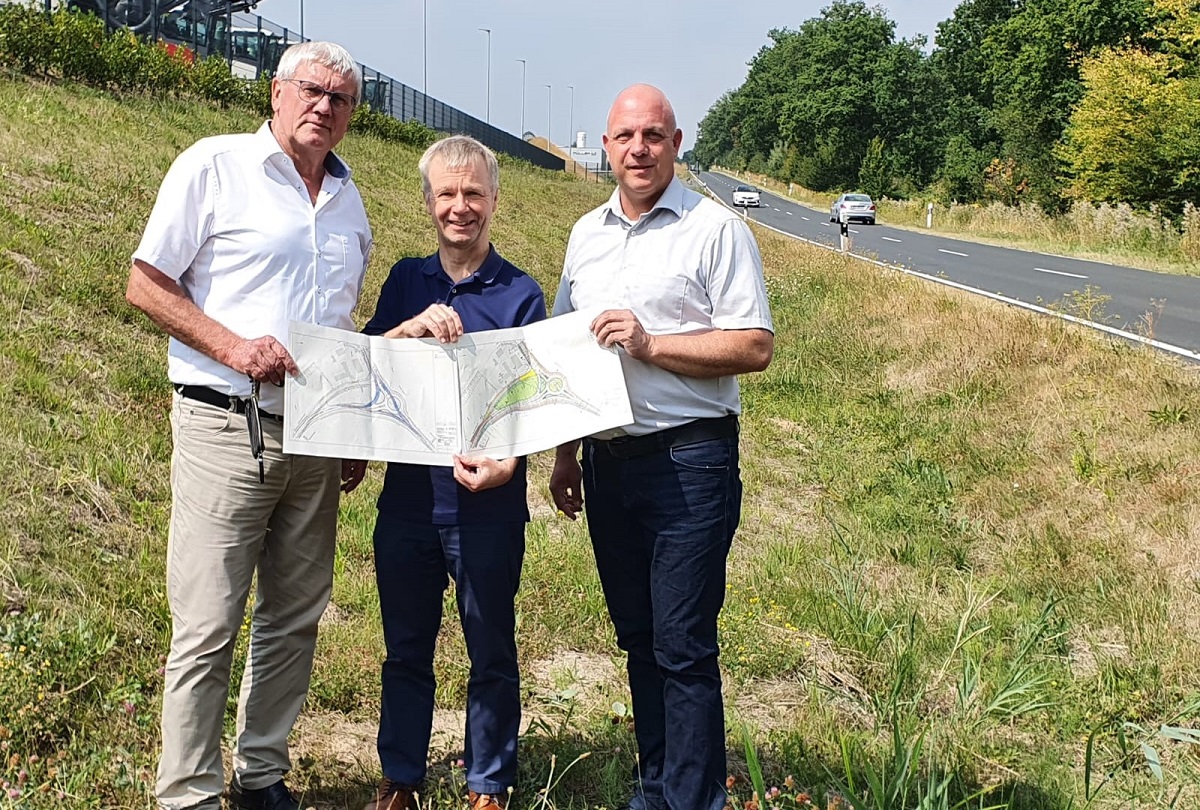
[3,72,1200,809]
[720,168,1200,277]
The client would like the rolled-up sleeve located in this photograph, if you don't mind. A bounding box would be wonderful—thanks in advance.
[132,145,215,281]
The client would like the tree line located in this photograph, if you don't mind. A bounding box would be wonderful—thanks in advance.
[687,0,1200,215]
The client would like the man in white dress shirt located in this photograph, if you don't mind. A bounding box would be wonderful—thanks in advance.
[549,84,773,810]
[125,41,372,810]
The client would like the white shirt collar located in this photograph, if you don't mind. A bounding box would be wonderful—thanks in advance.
[600,175,686,225]
[256,121,353,184]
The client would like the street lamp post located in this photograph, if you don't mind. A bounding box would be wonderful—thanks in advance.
[478,28,492,123]
[423,0,427,93]
[516,59,526,135]
[567,84,575,148]
[543,84,552,149]
[299,0,304,40]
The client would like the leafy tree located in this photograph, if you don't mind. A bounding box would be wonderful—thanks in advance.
[935,134,993,203]
[693,89,741,169]
[858,137,895,198]
[1058,0,1200,211]
[929,0,1018,172]
[982,0,1152,206]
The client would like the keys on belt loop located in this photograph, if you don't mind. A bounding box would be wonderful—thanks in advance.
[246,377,265,484]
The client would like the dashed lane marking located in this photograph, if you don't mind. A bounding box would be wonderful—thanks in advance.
[1035,267,1089,279]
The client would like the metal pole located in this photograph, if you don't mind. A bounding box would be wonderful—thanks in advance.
[544,84,552,149]
[567,84,574,147]
[299,0,303,40]
[423,0,427,93]
[478,28,491,123]
[517,59,526,135]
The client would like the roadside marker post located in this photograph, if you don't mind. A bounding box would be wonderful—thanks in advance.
[839,217,850,252]
[926,202,934,228]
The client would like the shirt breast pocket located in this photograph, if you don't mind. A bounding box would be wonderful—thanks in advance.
[626,272,688,331]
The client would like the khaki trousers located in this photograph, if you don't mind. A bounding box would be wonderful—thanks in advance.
[156,394,340,810]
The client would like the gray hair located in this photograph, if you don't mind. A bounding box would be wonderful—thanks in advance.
[418,135,500,198]
[276,41,362,103]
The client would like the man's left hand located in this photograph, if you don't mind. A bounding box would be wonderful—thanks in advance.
[453,455,518,492]
[341,458,367,493]
[592,309,656,361]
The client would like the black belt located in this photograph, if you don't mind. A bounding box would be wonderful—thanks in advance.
[593,415,739,460]
[174,385,284,424]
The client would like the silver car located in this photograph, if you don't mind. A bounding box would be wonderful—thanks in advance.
[830,193,876,225]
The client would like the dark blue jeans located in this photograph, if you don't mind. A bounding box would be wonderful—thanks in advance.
[582,435,742,810]
[372,518,525,794]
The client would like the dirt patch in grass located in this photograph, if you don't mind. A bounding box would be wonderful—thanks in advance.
[527,649,625,720]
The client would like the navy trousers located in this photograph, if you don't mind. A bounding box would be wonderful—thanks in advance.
[372,518,525,794]
[582,434,742,810]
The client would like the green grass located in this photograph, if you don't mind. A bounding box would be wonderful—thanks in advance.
[3,72,1200,809]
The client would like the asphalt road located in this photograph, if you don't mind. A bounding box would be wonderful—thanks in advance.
[698,171,1200,359]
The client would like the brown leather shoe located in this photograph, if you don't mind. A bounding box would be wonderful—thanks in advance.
[467,790,508,809]
[363,778,420,810]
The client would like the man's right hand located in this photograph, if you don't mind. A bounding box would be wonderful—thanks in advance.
[550,445,584,520]
[226,336,299,385]
[385,303,464,343]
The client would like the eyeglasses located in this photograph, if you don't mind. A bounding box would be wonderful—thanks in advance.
[284,78,357,113]
[247,378,265,484]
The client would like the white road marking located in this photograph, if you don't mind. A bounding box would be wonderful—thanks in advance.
[882,237,901,243]
[800,216,810,221]
[849,229,860,234]
[939,249,969,257]
[1036,267,1089,279]
[787,211,793,215]
[696,172,1200,365]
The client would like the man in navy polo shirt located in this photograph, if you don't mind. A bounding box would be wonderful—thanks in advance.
[360,135,545,810]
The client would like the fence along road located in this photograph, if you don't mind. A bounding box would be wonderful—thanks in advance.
[19,0,565,172]
[699,170,1200,361]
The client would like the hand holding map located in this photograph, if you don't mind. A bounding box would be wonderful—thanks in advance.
[283,309,633,466]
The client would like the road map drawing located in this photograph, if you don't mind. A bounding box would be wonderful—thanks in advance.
[284,310,633,466]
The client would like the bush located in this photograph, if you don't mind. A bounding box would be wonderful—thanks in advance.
[0,3,55,74]
[48,7,108,85]
[350,104,437,148]
[102,29,189,93]
[0,5,439,150]
[245,73,272,117]
[187,53,245,107]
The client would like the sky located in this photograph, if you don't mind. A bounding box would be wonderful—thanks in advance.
[255,0,962,153]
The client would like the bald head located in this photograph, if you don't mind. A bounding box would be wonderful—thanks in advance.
[603,84,684,218]
[607,84,678,136]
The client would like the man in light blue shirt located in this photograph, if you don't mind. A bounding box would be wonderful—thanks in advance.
[550,84,774,810]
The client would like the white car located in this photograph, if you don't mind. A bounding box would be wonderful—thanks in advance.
[732,185,761,207]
